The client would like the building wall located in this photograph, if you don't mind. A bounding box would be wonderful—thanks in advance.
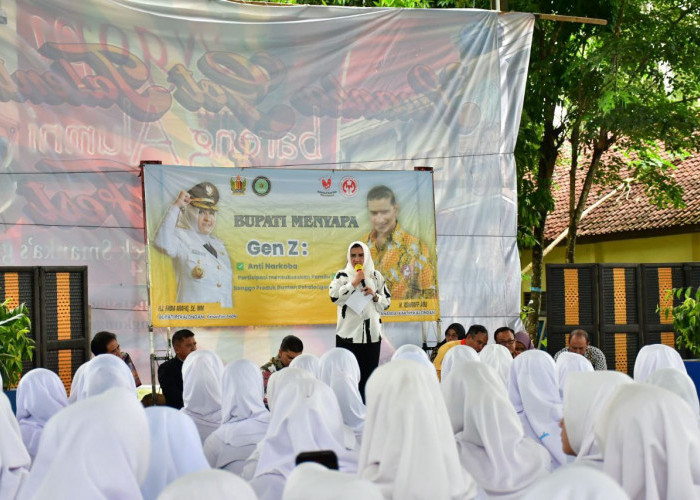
[520,232,700,297]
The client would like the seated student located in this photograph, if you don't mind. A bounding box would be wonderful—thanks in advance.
[90,330,141,387]
[249,378,359,500]
[319,348,366,442]
[15,368,68,460]
[595,383,700,499]
[560,371,632,470]
[0,391,30,499]
[181,350,224,443]
[633,343,687,382]
[158,329,197,409]
[203,359,270,475]
[260,335,304,392]
[358,360,478,499]
[442,360,551,498]
[141,406,210,500]
[433,324,488,379]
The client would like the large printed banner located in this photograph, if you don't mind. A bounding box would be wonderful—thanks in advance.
[144,165,438,326]
[0,0,533,378]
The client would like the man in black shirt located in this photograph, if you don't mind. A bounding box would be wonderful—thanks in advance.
[158,329,197,409]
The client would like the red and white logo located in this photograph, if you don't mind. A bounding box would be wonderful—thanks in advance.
[340,176,358,198]
[320,177,332,190]
[318,177,336,197]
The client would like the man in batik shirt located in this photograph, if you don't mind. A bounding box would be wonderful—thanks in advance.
[363,185,436,300]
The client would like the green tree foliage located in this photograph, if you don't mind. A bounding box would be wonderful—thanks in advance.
[0,301,34,388]
[514,0,698,334]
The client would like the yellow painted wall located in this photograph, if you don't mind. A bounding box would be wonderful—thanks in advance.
[520,232,700,296]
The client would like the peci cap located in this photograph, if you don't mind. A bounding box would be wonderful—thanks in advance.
[188,182,219,211]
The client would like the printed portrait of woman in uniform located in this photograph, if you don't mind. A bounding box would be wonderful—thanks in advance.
[153,182,234,308]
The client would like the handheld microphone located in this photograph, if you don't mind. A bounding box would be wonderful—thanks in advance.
[354,263,366,288]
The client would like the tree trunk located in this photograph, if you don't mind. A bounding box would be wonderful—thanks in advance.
[565,127,616,263]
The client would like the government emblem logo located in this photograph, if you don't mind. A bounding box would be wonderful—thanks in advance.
[252,176,271,196]
[230,175,247,195]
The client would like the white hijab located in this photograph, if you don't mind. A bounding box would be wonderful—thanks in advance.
[82,353,137,399]
[633,343,686,382]
[562,371,633,468]
[141,406,210,500]
[359,359,478,500]
[508,349,567,468]
[68,360,90,403]
[20,387,149,500]
[206,359,270,472]
[15,368,68,460]
[442,360,550,499]
[158,468,258,500]
[440,344,479,382]
[521,464,629,500]
[645,367,700,419]
[254,377,358,480]
[343,241,378,290]
[478,343,513,386]
[283,462,383,500]
[0,392,30,500]
[555,351,594,399]
[391,344,437,375]
[318,348,366,437]
[181,350,224,443]
[266,367,314,412]
[595,383,700,500]
[289,353,321,379]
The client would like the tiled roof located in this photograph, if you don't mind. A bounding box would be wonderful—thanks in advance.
[543,152,700,242]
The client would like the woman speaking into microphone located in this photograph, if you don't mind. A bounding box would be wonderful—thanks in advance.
[329,241,391,400]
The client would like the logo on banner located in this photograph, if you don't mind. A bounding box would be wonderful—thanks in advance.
[230,176,247,195]
[252,176,271,196]
[318,177,337,197]
[340,177,358,198]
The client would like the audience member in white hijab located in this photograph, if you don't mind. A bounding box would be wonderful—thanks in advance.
[266,366,314,412]
[440,345,479,382]
[508,349,567,468]
[391,344,433,368]
[289,353,320,379]
[359,359,478,500]
[242,367,315,480]
[158,468,258,500]
[181,349,224,443]
[15,368,68,461]
[560,370,633,469]
[20,387,149,500]
[141,406,210,500]
[283,462,383,500]
[318,348,366,441]
[595,383,700,500]
[555,351,593,399]
[633,343,686,382]
[204,359,270,475]
[442,360,550,499]
[521,464,629,500]
[478,344,513,386]
[0,392,30,500]
[68,360,90,403]
[250,378,359,500]
[645,367,700,420]
[81,353,137,400]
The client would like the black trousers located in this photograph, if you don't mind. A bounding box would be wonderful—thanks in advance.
[336,335,381,402]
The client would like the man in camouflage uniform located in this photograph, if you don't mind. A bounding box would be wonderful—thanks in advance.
[363,185,436,300]
[260,335,304,392]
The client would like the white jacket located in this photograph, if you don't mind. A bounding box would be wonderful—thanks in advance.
[329,242,390,343]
